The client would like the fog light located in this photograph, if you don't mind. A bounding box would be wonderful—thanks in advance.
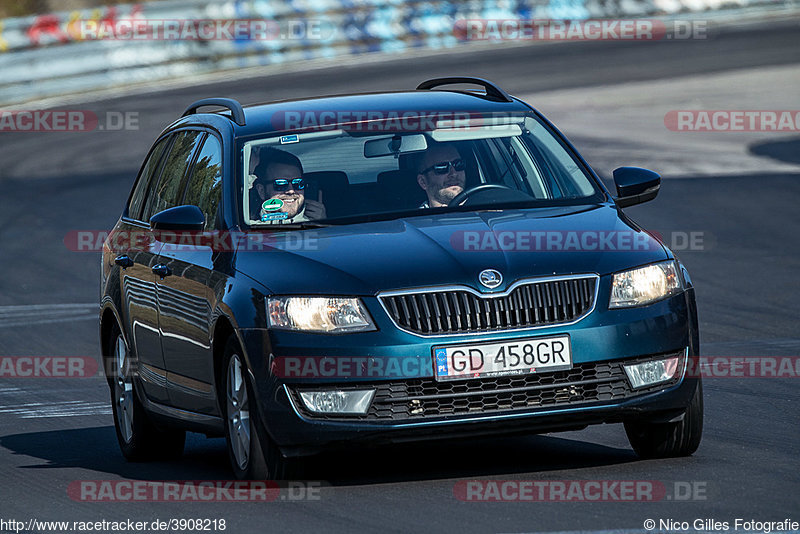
[299,389,375,414]
[624,356,681,389]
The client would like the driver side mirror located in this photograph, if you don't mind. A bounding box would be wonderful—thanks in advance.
[150,205,205,231]
[612,167,661,208]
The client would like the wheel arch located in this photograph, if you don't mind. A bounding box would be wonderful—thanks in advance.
[212,314,237,407]
[100,302,124,382]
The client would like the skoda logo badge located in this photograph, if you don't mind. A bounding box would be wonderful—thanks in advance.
[479,269,503,289]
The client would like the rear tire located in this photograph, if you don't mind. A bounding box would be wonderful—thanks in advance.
[625,379,703,459]
[107,323,185,461]
[222,336,298,480]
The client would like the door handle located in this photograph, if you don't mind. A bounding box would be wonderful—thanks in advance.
[114,255,134,269]
[152,264,172,278]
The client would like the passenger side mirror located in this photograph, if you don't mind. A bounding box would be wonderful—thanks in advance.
[150,205,205,231]
[612,167,661,208]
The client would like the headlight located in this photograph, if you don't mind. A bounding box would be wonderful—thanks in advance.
[267,297,376,333]
[609,260,682,308]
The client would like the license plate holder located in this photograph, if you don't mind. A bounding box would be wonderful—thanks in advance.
[433,335,572,381]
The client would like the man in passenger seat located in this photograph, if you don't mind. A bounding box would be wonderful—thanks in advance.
[251,148,326,223]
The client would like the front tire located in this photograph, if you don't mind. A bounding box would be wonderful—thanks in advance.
[222,336,295,480]
[107,323,185,461]
[625,379,703,459]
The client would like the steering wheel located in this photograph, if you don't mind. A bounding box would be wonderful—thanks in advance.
[448,184,514,207]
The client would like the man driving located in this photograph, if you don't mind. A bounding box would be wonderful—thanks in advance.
[251,148,326,223]
[415,143,466,208]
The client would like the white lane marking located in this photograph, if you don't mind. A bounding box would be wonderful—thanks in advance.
[0,400,111,418]
[0,303,98,328]
[0,314,98,328]
[0,303,97,313]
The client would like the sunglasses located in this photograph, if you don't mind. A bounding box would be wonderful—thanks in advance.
[268,178,306,192]
[421,158,465,175]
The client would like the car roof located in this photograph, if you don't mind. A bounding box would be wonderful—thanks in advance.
[176,89,535,138]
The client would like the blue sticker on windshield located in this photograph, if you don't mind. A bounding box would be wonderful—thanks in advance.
[280,135,299,144]
[261,212,289,222]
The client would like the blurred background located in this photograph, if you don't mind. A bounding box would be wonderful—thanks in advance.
[1,0,797,105]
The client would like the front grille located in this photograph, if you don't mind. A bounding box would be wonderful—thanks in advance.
[379,276,597,335]
[289,351,685,422]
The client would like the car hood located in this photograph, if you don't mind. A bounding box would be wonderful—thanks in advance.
[234,204,668,295]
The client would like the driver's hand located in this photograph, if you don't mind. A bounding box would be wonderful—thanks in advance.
[304,191,326,219]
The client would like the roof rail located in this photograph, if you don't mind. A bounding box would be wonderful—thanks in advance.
[416,77,513,103]
[182,97,246,126]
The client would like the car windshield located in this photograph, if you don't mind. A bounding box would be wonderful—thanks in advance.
[240,114,605,226]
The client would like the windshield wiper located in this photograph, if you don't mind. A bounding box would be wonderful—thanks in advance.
[254,221,332,230]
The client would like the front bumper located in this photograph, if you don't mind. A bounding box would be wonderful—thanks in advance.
[238,288,698,455]
[278,374,698,456]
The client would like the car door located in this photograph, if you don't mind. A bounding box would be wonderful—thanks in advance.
[156,132,224,414]
[136,129,205,404]
[118,135,171,404]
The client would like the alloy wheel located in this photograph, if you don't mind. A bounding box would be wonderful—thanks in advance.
[113,334,133,443]
[226,353,251,470]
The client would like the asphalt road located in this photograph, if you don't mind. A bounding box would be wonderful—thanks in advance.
[0,18,798,534]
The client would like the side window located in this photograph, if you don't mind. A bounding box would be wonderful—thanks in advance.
[504,137,547,198]
[142,130,204,222]
[127,137,169,221]
[484,138,519,187]
[183,134,223,230]
[524,117,596,198]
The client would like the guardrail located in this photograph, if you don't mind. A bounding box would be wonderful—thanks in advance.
[0,0,796,105]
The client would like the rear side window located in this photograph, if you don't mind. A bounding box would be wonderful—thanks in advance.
[142,130,204,222]
[183,134,223,230]
[127,137,169,221]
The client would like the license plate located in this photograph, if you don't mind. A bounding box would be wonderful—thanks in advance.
[433,335,572,381]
